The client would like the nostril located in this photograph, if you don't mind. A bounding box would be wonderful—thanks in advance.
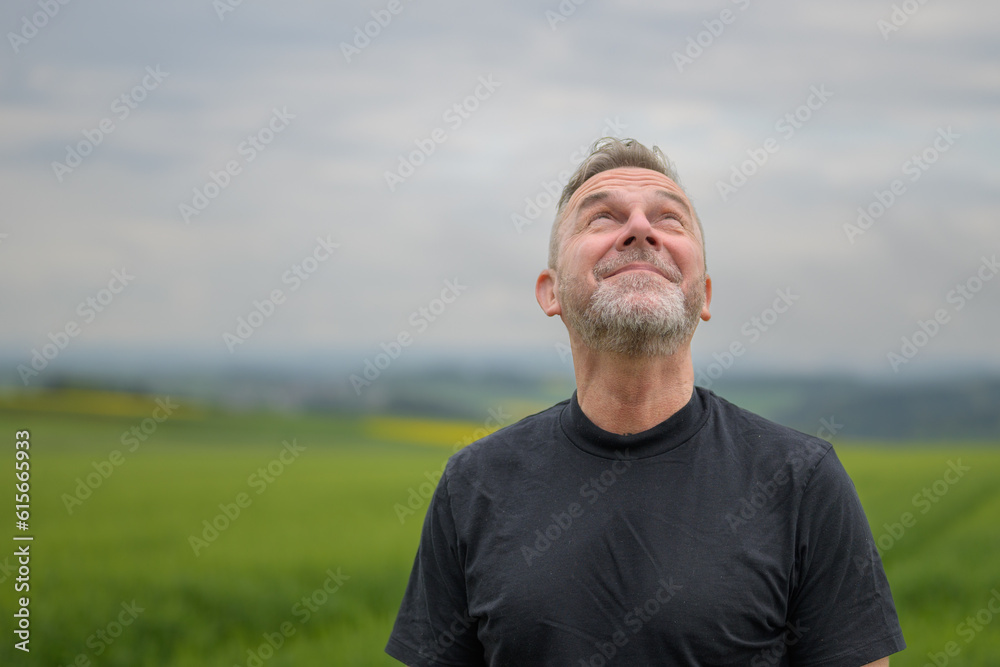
[623,236,634,246]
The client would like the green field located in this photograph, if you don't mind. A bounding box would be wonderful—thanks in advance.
[1,391,999,666]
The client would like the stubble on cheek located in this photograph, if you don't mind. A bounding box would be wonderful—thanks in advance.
[556,260,705,357]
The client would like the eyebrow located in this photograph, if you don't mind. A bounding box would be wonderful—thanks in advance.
[576,189,693,219]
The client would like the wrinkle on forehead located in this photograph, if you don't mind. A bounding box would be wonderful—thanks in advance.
[576,189,693,221]
[566,168,691,213]
[561,168,699,243]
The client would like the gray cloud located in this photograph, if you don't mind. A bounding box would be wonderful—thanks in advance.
[1,0,998,382]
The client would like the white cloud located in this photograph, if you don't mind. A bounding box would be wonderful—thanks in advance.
[1,0,998,377]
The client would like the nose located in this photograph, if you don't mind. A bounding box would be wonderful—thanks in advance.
[615,209,659,252]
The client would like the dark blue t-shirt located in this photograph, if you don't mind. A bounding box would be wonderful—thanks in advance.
[386,388,905,666]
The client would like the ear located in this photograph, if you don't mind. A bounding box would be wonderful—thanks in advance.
[700,274,712,322]
[536,268,561,317]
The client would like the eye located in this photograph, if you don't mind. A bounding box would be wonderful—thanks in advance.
[588,210,616,225]
[656,213,684,227]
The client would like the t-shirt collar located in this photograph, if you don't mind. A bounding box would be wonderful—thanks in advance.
[559,387,709,460]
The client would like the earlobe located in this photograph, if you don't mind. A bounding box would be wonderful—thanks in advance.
[701,274,712,321]
[536,269,561,317]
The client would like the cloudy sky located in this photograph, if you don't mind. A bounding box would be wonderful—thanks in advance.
[1,0,998,388]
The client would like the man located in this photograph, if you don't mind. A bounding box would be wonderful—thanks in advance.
[386,138,905,665]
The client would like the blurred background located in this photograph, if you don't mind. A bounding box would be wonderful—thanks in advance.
[1,0,998,665]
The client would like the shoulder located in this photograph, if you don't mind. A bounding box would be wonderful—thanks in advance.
[442,399,568,483]
[699,388,833,478]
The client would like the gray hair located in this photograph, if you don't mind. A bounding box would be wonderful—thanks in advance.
[548,137,703,269]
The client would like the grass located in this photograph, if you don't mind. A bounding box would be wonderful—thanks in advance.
[0,391,998,665]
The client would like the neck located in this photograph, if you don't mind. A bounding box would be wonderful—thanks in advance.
[570,336,695,435]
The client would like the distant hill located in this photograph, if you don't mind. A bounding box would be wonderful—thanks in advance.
[705,376,1000,441]
[3,360,998,441]
[353,372,1000,441]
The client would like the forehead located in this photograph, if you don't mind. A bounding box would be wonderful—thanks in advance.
[566,167,691,213]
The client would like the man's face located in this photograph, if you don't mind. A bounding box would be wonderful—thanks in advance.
[539,167,711,357]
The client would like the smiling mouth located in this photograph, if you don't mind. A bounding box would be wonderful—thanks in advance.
[604,263,670,280]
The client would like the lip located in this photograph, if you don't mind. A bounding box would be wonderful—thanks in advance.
[604,263,669,280]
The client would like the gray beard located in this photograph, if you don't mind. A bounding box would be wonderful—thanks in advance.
[558,256,705,358]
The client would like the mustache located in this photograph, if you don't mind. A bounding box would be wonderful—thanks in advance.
[593,249,682,283]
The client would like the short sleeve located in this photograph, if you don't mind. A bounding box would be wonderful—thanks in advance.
[787,447,906,666]
[385,468,486,667]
